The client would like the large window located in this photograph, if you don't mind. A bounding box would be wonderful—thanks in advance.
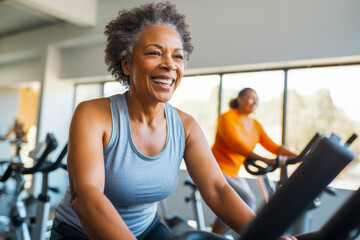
[287,65,360,190]
[73,81,126,108]
[170,75,220,145]
[74,83,103,107]
[103,81,127,97]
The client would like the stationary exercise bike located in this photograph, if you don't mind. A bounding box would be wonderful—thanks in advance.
[243,133,350,235]
[159,177,206,235]
[161,175,237,239]
[296,186,360,240]
[0,133,67,240]
[170,132,358,240]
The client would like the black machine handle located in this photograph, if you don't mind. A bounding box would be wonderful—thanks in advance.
[22,133,58,174]
[40,143,68,173]
[244,157,280,175]
[0,133,58,182]
[344,133,358,148]
[244,133,322,176]
[61,163,68,170]
[286,133,323,165]
[0,163,19,182]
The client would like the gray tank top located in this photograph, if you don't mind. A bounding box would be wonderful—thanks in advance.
[54,93,185,237]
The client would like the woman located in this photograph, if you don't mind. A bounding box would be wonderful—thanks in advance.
[1,119,28,143]
[1,119,28,161]
[211,87,297,235]
[51,2,296,240]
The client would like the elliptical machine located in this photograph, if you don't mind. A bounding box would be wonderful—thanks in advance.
[0,133,67,240]
[244,133,346,235]
[170,132,358,240]
[159,177,206,235]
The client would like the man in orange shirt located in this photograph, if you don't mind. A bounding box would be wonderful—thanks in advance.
[211,88,297,235]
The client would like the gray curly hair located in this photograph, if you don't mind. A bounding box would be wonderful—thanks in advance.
[104,1,193,88]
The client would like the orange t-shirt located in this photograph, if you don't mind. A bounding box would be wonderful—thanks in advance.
[211,108,280,177]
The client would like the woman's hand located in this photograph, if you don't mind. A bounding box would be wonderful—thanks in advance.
[280,237,297,240]
[260,157,278,167]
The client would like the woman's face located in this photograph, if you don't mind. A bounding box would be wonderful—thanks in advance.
[122,25,184,103]
[237,90,259,114]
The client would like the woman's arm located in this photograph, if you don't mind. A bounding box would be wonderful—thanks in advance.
[257,121,297,164]
[67,99,135,240]
[179,111,297,239]
[277,145,297,157]
[179,111,256,232]
[0,127,14,140]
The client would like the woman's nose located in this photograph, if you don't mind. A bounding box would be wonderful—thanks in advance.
[160,55,177,71]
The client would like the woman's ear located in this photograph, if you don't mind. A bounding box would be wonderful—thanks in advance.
[121,58,131,76]
[236,96,241,106]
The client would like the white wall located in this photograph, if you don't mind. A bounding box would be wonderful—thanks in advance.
[1,0,360,78]
[32,46,74,202]
[183,0,360,68]
[0,58,42,86]
[59,41,107,79]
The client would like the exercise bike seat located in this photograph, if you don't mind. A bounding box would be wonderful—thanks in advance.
[171,230,227,240]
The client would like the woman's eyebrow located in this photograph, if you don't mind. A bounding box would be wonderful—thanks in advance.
[143,44,183,51]
[144,43,163,50]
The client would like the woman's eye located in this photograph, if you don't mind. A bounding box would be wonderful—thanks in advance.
[148,51,161,56]
[174,55,183,60]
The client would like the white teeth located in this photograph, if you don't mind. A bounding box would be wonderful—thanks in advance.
[152,78,173,85]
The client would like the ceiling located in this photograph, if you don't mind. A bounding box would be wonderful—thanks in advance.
[0,2,62,38]
[0,0,97,38]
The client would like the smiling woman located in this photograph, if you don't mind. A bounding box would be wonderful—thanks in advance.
[211,88,297,235]
[49,2,294,240]
[121,25,185,104]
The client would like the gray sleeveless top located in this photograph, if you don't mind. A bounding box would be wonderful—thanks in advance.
[54,93,185,237]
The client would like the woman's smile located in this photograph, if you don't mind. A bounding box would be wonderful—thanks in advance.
[124,25,184,103]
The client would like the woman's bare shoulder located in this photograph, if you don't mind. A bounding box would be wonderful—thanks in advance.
[175,108,196,127]
[175,108,202,140]
[76,98,109,111]
[75,98,110,116]
[72,98,111,128]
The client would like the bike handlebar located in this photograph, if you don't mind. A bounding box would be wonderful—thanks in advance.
[40,143,68,173]
[244,133,323,175]
[0,162,17,182]
[22,133,58,174]
[0,133,58,182]
[244,157,280,175]
[344,133,358,148]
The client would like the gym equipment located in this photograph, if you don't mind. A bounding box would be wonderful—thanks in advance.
[31,143,67,240]
[170,133,356,240]
[244,132,338,234]
[240,133,355,240]
[0,133,67,240]
[159,198,195,235]
[159,176,207,235]
[184,177,206,232]
[177,133,324,237]
[0,139,24,163]
[165,177,236,239]
[296,187,360,240]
